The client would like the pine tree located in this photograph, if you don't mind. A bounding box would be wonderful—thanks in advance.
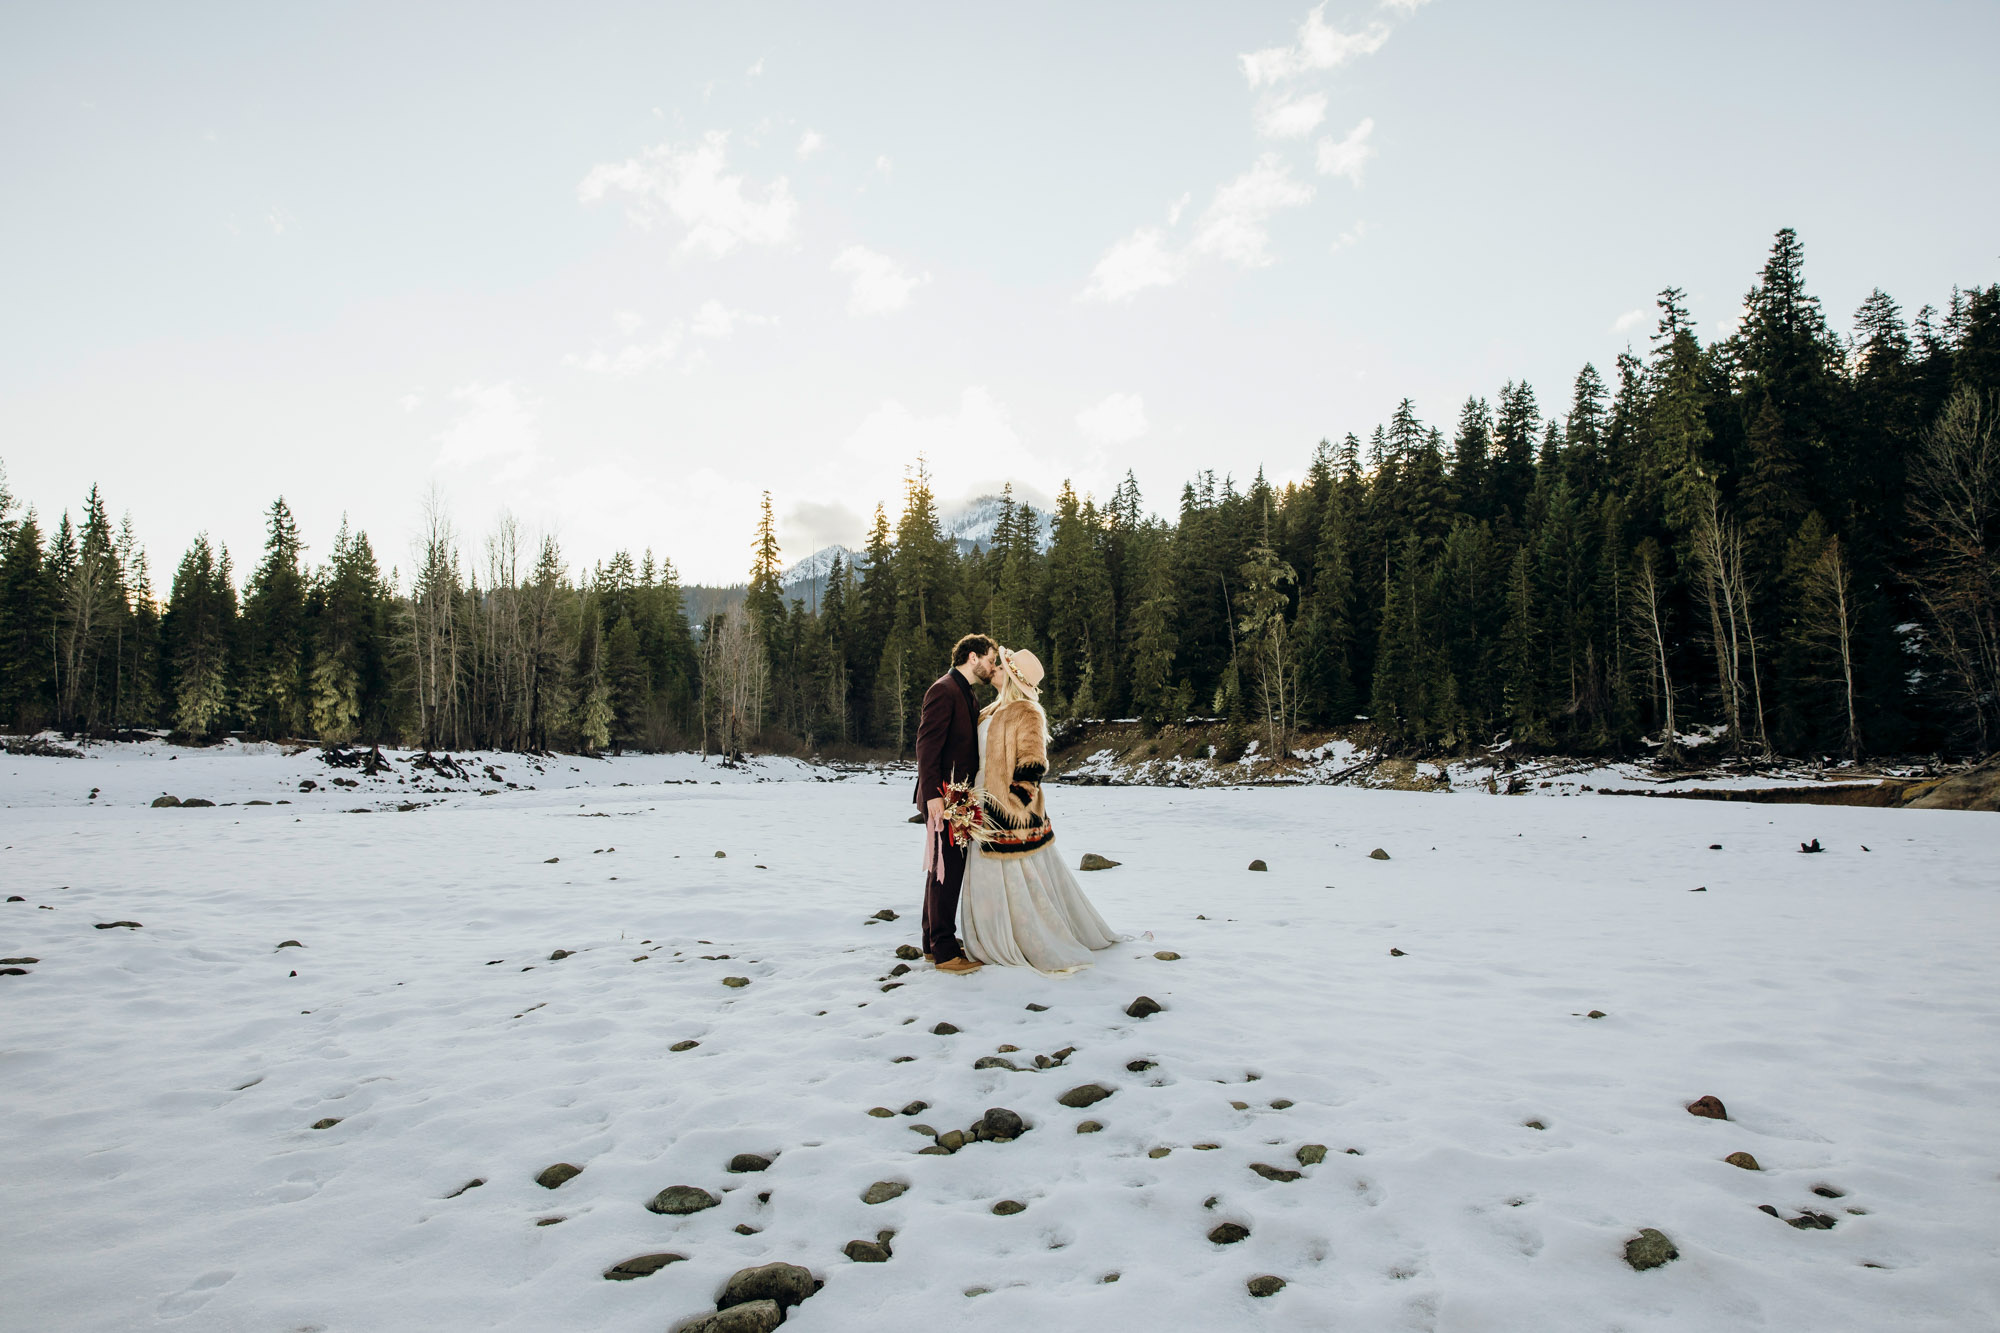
[163,535,236,738]
[1451,397,1493,521]
[239,497,308,738]
[0,510,55,729]
[745,491,785,634]
[1045,480,1113,710]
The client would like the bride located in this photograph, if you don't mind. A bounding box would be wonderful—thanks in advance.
[959,647,1121,973]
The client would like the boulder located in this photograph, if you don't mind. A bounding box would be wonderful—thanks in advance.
[1076,1120,1104,1134]
[1686,1095,1728,1120]
[535,1163,583,1189]
[181,798,215,807]
[973,1056,1019,1071]
[1153,951,1181,960]
[932,1021,960,1035]
[727,1153,772,1173]
[991,1199,1026,1215]
[603,1252,686,1281]
[150,795,181,808]
[1079,853,1121,871]
[895,945,923,961]
[1125,995,1163,1019]
[978,1107,1026,1139]
[1368,848,1391,860]
[647,1185,720,1215]
[1724,1152,1761,1171]
[861,1181,907,1205]
[1059,1084,1114,1109]
[873,909,899,922]
[1247,1275,1286,1297]
[674,1299,782,1333]
[717,1261,817,1311]
[1296,1144,1328,1166]
[1249,1162,1301,1182]
[722,976,750,988]
[671,1040,700,1052]
[1623,1228,1679,1270]
[1208,1222,1250,1245]
[1248,859,1268,871]
[843,1238,892,1263]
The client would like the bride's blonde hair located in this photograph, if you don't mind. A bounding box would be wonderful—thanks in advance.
[981,648,1050,736]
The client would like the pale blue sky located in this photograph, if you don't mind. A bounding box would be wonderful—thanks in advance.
[4,1,1995,584]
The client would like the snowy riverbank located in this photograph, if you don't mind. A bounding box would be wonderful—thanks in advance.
[2,745,1995,1330]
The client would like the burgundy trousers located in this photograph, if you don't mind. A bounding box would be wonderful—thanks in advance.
[922,831,969,963]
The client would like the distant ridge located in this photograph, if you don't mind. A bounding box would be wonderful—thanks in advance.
[686,494,1048,620]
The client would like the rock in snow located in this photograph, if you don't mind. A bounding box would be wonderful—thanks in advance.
[1623,1229,1679,1270]
[646,1185,719,1215]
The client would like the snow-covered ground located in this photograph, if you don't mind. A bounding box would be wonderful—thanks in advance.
[2,744,1996,1331]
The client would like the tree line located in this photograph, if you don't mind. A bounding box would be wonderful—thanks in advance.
[2,230,1995,761]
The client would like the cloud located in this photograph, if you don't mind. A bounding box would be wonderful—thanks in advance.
[398,391,423,413]
[690,298,774,339]
[434,382,539,481]
[1076,393,1149,445]
[566,300,773,375]
[266,206,295,236]
[1257,91,1328,139]
[1191,154,1313,267]
[565,329,686,377]
[1330,220,1370,252]
[832,245,930,315]
[1240,5,1390,87]
[1380,0,1430,12]
[1315,118,1376,184]
[745,58,764,77]
[874,154,894,176]
[1166,192,1192,226]
[782,499,865,554]
[578,131,798,258]
[1612,308,1647,333]
[796,129,824,159]
[1082,227,1186,302]
[1083,157,1311,300]
[845,387,1020,468]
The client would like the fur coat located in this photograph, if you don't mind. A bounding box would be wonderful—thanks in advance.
[977,699,1054,858]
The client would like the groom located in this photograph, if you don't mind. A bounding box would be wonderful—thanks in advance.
[914,633,1000,974]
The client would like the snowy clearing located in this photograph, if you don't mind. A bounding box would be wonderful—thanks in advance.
[2,745,1996,1331]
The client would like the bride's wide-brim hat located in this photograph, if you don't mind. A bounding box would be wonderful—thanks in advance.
[1005,648,1045,689]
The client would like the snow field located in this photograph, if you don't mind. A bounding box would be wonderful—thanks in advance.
[1,746,1996,1331]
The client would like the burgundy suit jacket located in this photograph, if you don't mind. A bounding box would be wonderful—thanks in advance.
[913,669,980,810]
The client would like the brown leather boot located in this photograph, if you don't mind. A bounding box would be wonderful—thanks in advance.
[935,956,983,974]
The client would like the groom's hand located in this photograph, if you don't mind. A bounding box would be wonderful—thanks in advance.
[926,796,944,821]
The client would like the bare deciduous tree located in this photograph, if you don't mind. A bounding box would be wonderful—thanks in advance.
[1907,387,1999,748]
[1631,539,1680,758]
[701,610,767,759]
[1799,533,1863,758]
[1690,489,1770,756]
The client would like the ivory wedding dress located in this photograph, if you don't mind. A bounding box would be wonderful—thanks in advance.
[958,715,1121,973]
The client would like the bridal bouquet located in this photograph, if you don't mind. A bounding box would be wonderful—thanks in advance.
[937,779,987,848]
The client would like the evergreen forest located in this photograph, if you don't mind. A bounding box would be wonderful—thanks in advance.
[3,231,1996,763]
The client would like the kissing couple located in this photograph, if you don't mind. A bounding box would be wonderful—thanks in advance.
[913,634,1121,975]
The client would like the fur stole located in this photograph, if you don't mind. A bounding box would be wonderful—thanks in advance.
[977,698,1053,857]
